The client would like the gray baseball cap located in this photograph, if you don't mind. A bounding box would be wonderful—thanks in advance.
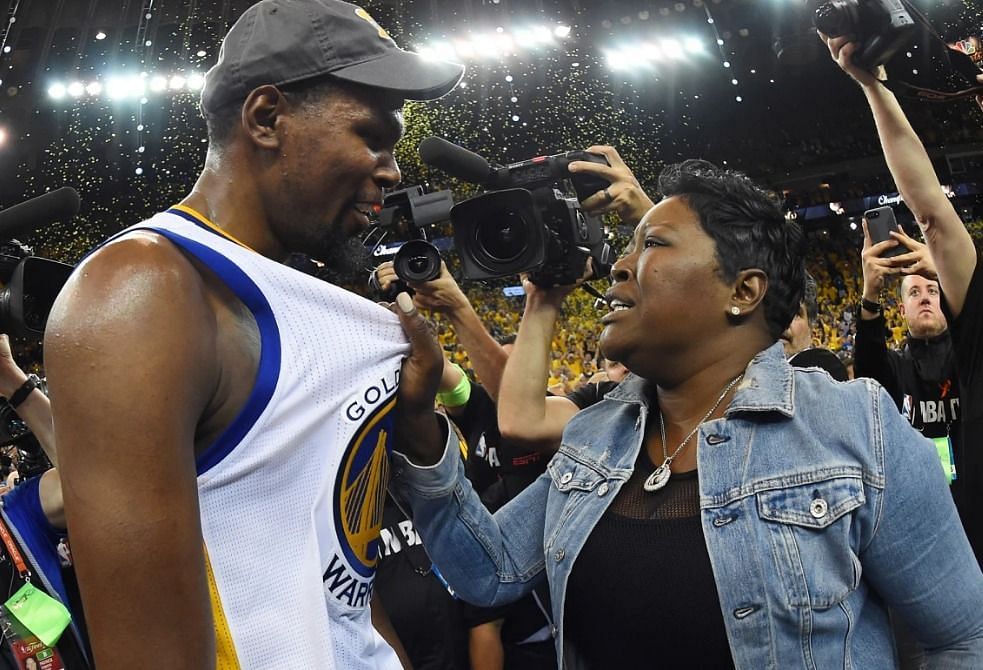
[200,0,464,113]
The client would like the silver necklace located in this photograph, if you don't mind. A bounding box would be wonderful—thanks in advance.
[642,373,744,493]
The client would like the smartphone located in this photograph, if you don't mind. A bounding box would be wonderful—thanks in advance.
[864,206,906,258]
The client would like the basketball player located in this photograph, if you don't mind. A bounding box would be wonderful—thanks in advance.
[43,1,461,668]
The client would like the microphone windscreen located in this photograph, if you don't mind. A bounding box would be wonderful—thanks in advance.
[419,137,492,185]
[0,187,81,240]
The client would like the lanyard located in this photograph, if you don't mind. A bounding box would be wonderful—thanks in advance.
[0,515,29,582]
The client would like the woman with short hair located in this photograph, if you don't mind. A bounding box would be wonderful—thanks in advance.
[392,159,983,669]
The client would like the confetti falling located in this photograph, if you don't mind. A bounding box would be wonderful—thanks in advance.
[0,0,978,373]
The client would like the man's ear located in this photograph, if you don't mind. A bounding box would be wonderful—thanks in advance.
[731,268,768,314]
[241,85,286,150]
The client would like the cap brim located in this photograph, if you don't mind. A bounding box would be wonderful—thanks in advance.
[329,50,464,101]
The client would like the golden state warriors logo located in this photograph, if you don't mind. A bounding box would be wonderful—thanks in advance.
[333,395,395,580]
[354,7,392,41]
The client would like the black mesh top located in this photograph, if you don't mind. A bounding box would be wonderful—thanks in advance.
[563,445,735,669]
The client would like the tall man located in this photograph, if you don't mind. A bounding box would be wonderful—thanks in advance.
[822,32,983,559]
[44,1,461,667]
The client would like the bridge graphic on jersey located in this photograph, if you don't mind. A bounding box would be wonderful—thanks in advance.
[334,396,397,578]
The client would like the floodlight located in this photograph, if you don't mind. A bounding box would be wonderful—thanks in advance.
[47,83,67,99]
[186,73,205,91]
[684,37,703,53]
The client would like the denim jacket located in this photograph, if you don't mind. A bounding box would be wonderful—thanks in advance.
[391,342,983,669]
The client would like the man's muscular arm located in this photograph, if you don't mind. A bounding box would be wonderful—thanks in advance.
[45,234,219,669]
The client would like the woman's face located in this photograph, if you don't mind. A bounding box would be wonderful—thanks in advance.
[600,196,733,377]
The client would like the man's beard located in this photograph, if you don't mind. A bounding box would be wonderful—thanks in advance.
[301,235,373,289]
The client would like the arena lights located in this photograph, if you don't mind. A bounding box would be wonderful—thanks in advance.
[416,22,571,62]
[46,70,206,103]
[603,35,706,72]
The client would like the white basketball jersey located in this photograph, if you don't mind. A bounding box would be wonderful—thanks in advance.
[127,205,408,669]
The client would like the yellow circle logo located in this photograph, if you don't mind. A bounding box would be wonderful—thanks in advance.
[334,396,396,576]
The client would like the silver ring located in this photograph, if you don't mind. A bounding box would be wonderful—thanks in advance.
[603,187,614,203]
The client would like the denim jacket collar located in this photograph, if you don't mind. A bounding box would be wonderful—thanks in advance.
[602,341,795,419]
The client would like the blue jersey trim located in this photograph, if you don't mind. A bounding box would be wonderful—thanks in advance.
[148,220,282,475]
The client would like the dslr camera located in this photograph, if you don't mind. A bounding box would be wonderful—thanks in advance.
[814,0,918,69]
[367,185,454,297]
[420,137,615,287]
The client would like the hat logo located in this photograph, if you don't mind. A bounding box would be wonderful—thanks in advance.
[354,7,391,41]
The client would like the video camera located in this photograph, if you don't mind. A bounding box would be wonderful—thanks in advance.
[0,188,78,338]
[366,185,454,298]
[814,0,918,69]
[420,137,615,287]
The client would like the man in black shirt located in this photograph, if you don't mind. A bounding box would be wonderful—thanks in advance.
[855,230,960,484]
[823,32,982,559]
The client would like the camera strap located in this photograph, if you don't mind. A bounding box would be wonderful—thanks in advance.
[882,0,983,103]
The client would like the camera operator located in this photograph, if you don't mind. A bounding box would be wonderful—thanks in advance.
[822,31,983,561]
[373,260,559,670]
[0,334,91,668]
[497,146,650,452]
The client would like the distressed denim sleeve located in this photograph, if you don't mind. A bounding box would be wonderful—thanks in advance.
[860,383,983,668]
[389,414,547,608]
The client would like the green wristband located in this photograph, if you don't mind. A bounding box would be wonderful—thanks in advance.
[436,364,472,408]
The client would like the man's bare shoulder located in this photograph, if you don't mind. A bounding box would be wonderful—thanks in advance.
[46,230,219,357]
[44,230,220,418]
[53,231,210,321]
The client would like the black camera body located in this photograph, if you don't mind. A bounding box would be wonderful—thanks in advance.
[0,241,74,338]
[814,0,918,69]
[449,151,614,286]
[367,186,454,298]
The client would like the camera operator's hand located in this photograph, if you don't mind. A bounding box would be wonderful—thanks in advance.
[819,32,886,88]
[406,261,470,316]
[372,261,400,295]
[570,146,655,226]
[391,292,446,466]
[0,335,27,399]
[520,259,593,311]
[861,219,904,303]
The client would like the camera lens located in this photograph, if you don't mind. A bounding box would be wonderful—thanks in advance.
[393,240,442,282]
[814,0,856,39]
[474,211,528,263]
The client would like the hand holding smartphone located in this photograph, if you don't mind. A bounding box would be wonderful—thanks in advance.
[863,206,906,259]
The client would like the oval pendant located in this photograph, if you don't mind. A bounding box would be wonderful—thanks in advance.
[643,465,671,492]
